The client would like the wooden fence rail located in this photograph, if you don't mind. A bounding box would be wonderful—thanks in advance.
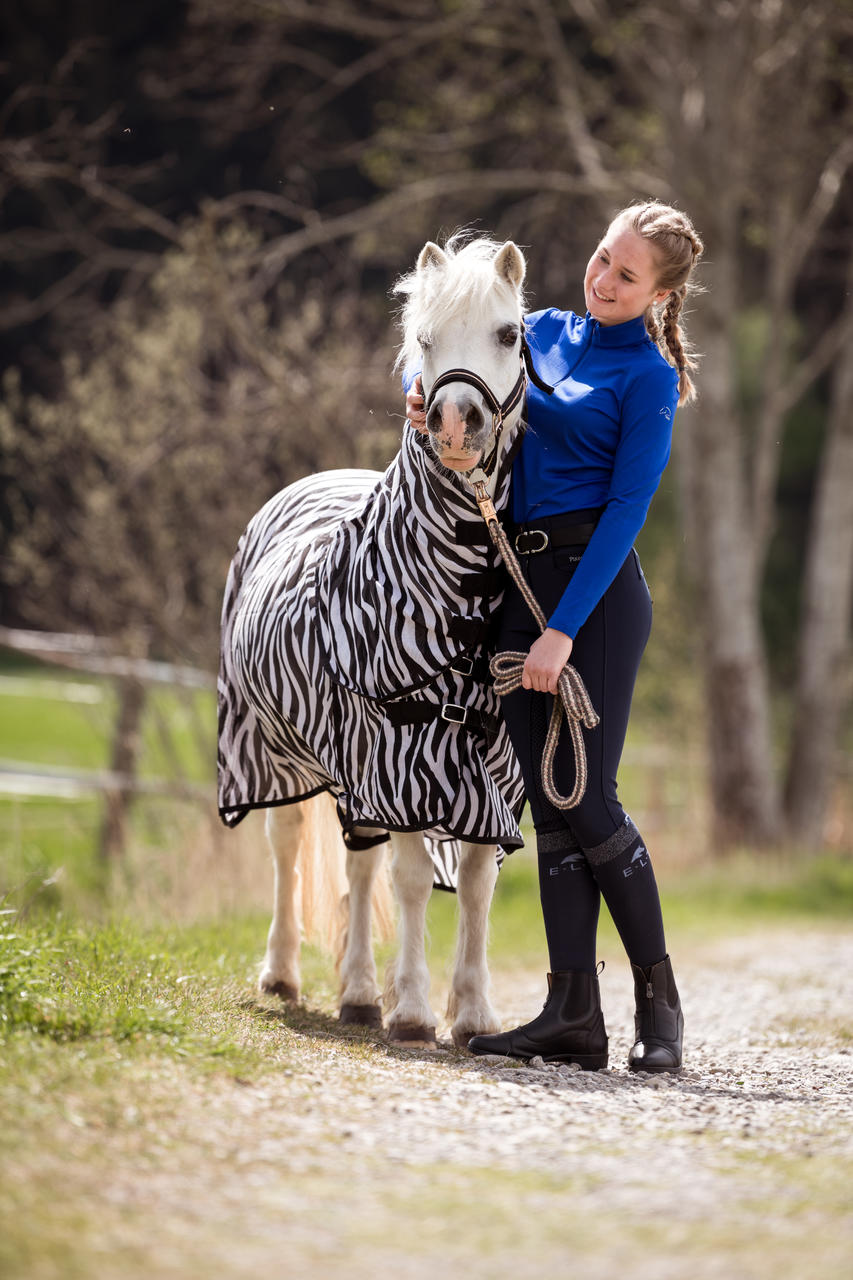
[1,627,215,862]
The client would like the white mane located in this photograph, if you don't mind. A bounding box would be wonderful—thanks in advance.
[393,235,528,376]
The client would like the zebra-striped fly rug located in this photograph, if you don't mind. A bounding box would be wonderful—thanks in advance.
[217,425,526,890]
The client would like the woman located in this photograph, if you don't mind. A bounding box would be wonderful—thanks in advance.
[405,201,704,1072]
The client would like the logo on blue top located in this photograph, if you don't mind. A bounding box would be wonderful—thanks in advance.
[659,406,672,421]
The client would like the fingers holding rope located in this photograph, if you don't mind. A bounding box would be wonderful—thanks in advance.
[491,651,599,810]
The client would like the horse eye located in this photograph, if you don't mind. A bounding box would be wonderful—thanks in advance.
[417,330,433,351]
[497,324,519,347]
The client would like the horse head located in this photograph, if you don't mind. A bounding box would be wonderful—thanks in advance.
[395,236,528,475]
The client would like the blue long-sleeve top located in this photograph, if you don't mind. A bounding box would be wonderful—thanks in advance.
[404,306,679,640]
[515,308,679,638]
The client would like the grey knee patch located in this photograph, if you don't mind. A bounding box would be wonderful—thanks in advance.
[583,815,641,866]
[536,827,582,856]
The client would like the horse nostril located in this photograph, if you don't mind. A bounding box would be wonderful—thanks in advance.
[464,402,484,433]
[426,404,442,434]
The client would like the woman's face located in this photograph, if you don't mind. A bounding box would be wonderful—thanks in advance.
[583,224,670,327]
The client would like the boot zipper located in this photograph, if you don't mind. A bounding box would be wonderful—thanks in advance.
[645,972,655,1032]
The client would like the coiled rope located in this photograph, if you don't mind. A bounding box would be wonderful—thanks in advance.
[470,480,599,809]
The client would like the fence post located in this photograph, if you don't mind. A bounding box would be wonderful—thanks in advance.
[97,675,147,864]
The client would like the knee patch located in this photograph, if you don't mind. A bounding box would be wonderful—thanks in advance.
[582,814,642,867]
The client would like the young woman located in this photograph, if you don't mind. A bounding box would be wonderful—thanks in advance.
[405,201,704,1072]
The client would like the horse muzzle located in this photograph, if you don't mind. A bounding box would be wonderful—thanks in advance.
[427,396,491,470]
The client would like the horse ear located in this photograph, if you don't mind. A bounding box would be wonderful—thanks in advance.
[495,241,526,290]
[417,242,448,272]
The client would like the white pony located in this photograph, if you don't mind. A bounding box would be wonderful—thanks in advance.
[220,236,534,1047]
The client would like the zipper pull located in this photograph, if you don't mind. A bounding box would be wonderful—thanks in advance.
[646,981,654,1000]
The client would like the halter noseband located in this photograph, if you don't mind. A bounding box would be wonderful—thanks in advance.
[422,332,554,476]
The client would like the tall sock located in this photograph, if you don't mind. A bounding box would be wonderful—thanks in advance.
[536,827,601,974]
[583,817,666,968]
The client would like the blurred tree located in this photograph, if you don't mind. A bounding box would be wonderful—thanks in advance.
[0,220,398,668]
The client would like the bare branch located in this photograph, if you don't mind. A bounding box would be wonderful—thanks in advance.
[527,0,621,206]
[246,168,597,289]
[0,254,158,330]
[777,311,852,417]
[287,5,479,122]
[785,135,853,282]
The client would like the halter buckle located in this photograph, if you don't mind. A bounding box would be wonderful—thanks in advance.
[514,528,549,554]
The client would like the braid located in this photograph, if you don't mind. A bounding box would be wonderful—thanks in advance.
[661,287,697,406]
[644,304,661,345]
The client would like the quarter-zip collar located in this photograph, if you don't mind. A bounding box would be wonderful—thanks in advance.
[579,311,650,348]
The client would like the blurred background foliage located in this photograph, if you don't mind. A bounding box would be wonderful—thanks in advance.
[0,0,851,866]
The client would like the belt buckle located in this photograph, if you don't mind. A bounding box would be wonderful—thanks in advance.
[450,656,474,677]
[514,528,549,554]
[441,703,468,725]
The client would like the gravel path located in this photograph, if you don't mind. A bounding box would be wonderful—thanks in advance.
[7,926,852,1279]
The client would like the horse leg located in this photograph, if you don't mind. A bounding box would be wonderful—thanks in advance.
[339,832,385,1028]
[385,831,438,1048]
[258,805,303,1001]
[447,841,502,1048]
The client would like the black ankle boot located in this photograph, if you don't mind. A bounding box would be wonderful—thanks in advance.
[468,969,608,1070]
[627,954,683,1073]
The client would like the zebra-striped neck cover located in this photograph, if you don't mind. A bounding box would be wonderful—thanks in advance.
[217,423,525,887]
[314,423,514,701]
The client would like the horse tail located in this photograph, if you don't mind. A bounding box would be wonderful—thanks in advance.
[296,793,394,954]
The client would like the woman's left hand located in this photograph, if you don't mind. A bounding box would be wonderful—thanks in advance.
[522,627,574,694]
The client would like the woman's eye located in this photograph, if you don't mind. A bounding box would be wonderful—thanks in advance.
[417,330,432,350]
[497,325,519,347]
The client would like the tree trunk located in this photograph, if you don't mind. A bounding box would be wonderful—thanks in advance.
[680,276,781,848]
[98,676,147,864]
[784,283,853,844]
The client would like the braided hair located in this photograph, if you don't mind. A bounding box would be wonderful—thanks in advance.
[612,201,704,406]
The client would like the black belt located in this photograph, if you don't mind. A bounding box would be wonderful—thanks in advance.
[508,519,598,555]
[384,698,500,739]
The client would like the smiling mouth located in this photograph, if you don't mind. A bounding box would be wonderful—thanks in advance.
[592,285,614,303]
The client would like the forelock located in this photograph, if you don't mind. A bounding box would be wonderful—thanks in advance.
[393,235,526,372]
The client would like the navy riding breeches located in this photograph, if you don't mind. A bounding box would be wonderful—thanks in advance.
[496,514,652,856]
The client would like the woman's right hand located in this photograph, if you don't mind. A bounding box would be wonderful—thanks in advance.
[406,375,428,434]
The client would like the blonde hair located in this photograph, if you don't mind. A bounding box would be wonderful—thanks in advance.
[611,201,704,405]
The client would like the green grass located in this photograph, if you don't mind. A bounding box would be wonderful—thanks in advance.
[0,656,214,781]
[0,907,239,1055]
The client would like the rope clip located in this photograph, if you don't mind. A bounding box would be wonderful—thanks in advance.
[470,476,497,526]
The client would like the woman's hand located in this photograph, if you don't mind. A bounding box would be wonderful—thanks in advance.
[405,374,428,434]
[522,627,574,694]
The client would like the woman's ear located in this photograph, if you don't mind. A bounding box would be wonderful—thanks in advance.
[655,288,672,306]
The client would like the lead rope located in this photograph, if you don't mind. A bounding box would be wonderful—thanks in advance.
[470,479,599,809]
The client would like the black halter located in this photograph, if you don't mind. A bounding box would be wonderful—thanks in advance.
[422,331,554,476]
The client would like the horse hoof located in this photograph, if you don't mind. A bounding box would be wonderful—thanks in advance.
[388,1023,437,1049]
[451,1026,486,1048]
[259,978,300,1002]
[339,1002,383,1028]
